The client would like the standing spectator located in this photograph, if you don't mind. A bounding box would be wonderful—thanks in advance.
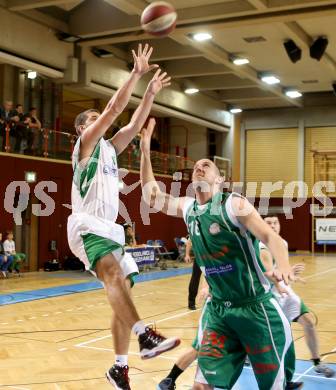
[26,107,42,155]
[11,104,30,153]
[3,231,26,274]
[150,130,161,152]
[0,232,14,278]
[184,238,202,310]
[0,100,16,151]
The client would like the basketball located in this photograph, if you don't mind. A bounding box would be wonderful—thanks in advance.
[141,1,177,37]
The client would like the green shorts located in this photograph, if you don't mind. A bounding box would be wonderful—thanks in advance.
[192,298,211,351]
[82,233,138,287]
[198,293,295,390]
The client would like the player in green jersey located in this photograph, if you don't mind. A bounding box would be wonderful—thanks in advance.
[260,215,334,379]
[140,118,298,390]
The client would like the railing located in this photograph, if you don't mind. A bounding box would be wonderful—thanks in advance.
[0,124,194,178]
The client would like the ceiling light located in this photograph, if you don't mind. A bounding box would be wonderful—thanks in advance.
[27,71,37,79]
[230,108,243,114]
[56,32,81,42]
[285,90,302,99]
[192,32,212,42]
[232,57,250,66]
[261,75,280,85]
[91,47,114,58]
[185,88,199,94]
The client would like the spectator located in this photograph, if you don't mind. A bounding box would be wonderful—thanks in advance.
[0,232,14,278]
[11,104,30,153]
[130,134,141,158]
[124,224,137,247]
[150,130,161,152]
[26,107,42,155]
[184,238,202,310]
[3,231,26,274]
[0,100,16,151]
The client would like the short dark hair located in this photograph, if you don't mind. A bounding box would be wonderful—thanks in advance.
[16,104,22,109]
[29,107,36,111]
[265,214,279,219]
[74,109,100,135]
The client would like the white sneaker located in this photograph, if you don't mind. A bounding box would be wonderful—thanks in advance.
[314,363,335,378]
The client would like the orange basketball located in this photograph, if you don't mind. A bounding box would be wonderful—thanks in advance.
[141,1,177,37]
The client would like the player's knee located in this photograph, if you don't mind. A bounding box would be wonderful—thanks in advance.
[299,313,315,329]
[98,262,124,285]
[192,383,211,390]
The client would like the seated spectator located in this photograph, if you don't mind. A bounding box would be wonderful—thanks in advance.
[0,100,17,152]
[3,231,26,274]
[124,224,137,247]
[25,107,42,155]
[0,232,14,278]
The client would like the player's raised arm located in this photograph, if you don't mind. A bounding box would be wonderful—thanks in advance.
[80,44,158,155]
[140,118,188,218]
[231,196,294,285]
[111,69,171,155]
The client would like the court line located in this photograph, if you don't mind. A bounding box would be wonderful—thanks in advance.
[77,345,177,361]
[243,365,336,381]
[303,266,336,280]
[75,308,200,349]
[294,345,336,382]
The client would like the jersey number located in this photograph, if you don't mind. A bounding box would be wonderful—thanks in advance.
[188,220,200,236]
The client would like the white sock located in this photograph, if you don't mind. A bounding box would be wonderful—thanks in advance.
[132,320,146,336]
[115,355,128,367]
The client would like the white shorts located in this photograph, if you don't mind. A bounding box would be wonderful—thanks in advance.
[67,213,139,280]
[195,365,208,385]
[272,284,309,322]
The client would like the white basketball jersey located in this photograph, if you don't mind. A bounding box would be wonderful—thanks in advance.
[71,137,119,221]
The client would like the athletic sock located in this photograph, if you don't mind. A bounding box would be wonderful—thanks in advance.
[312,358,321,366]
[115,355,128,367]
[132,320,146,336]
[166,364,184,382]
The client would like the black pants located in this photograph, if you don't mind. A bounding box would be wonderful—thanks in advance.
[188,260,202,306]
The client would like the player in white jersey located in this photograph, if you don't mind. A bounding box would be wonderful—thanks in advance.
[260,215,335,379]
[67,44,180,390]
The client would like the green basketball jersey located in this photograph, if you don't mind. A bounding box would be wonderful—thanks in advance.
[183,192,270,302]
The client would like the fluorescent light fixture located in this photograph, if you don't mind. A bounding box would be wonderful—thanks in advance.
[56,32,81,43]
[285,90,302,98]
[193,32,212,42]
[27,71,37,79]
[232,57,250,66]
[185,88,199,94]
[91,47,114,58]
[25,171,37,183]
[261,75,280,85]
[230,108,243,114]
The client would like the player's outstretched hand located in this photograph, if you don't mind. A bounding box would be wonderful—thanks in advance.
[147,68,171,96]
[140,117,156,153]
[291,263,306,284]
[132,43,159,76]
[266,265,295,285]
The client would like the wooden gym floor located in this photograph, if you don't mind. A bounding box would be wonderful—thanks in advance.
[0,255,335,389]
